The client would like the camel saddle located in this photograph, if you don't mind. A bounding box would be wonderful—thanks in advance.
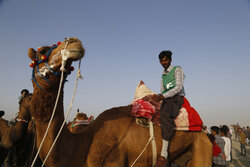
[131,81,203,131]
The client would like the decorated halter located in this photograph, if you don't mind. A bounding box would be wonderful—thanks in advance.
[16,117,29,123]
[70,115,94,128]
[30,41,72,89]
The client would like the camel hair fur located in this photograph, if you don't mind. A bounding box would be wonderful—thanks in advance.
[0,94,42,166]
[27,37,212,167]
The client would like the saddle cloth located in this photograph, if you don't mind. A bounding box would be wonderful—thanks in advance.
[131,81,203,131]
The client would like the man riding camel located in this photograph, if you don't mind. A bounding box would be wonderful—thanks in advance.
[152,50,185,167]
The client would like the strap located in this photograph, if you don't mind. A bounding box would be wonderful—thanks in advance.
[149,121,157,166]
[130,121,156,167]
[16,118,29,123]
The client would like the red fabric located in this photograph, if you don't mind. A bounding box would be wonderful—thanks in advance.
[183,97,203,130]
[131,97,203,131]
[213,142,221,156]
[131,99,156,120]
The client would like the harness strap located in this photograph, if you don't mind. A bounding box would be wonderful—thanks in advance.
[130,121,157,167]
[32,68,42,89]
[45,63,61,76]
[70,119,77,128]
[16,118,29,123]
[71,118,94,128]
[32,44,66,89]
[150,121,157,166]
[36,66,50,83]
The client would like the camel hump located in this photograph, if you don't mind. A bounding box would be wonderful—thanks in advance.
[0,110,5,117]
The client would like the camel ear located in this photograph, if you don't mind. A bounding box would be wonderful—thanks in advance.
[28,48,36,60]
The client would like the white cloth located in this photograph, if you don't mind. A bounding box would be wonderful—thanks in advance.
[160,139,169,158]
[221,136,231,161]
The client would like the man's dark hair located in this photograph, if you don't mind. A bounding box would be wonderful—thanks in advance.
[159,50,172,60]
[21,89,29,94]
[222,125,229,132]
[220,127,228,136]
[210,126,220,134]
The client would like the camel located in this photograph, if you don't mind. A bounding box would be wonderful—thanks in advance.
[0,94,42,167]
[27,37,212,167]
[67,109,94,133]
[0,110,9,165]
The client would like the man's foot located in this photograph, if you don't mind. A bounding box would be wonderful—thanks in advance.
[154,156,168,167]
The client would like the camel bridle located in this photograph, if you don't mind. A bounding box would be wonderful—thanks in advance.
[31,40,71,89]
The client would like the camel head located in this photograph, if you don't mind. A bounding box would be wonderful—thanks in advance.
[75,112,89,120]
[28,37,84,89]
[18,93,33,122]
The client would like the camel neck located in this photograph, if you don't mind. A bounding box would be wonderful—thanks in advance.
[31,86,67,162]
[31,86,65,122]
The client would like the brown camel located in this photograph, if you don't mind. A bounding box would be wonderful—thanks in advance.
[67,110,94,133]
[0,94,42,167]
[0,94,32,149]
[27,37,212,167]
[0,110,9,165]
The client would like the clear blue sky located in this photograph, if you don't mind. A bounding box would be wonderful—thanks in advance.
[0,0,250,128]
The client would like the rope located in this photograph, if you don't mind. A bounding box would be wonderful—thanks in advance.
[30,71,64,167]
[150,121,157,166]
[31,41,69,167]
[41,59,82,166]
[130,121,156,167]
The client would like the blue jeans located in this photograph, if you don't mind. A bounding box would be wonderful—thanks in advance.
[240,143,246,155]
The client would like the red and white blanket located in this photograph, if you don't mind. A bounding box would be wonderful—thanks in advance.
[131,81,203,131]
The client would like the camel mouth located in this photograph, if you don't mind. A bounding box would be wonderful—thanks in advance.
[67,49,84,61]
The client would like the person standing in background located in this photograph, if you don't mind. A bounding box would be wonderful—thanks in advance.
[221,127,231,167]
[239,128,246,156]
[211,126,226,167]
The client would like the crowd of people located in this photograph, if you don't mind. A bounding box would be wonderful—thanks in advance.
[203,124,249,167]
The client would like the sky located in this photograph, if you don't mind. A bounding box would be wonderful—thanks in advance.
[0,0,250,128]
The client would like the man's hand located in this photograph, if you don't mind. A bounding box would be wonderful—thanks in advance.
[151,94,164,102]
[222,154,226,160]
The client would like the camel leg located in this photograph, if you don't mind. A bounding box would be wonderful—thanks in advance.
[189,132,212,167]
[186,160,192,167]
[0,146,8,165]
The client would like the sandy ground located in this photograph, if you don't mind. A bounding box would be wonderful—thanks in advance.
[230,138,250,167]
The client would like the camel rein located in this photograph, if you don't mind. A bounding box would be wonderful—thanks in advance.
[130,121,157,167]
[31,39,83,167]
[41,58,82,167]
